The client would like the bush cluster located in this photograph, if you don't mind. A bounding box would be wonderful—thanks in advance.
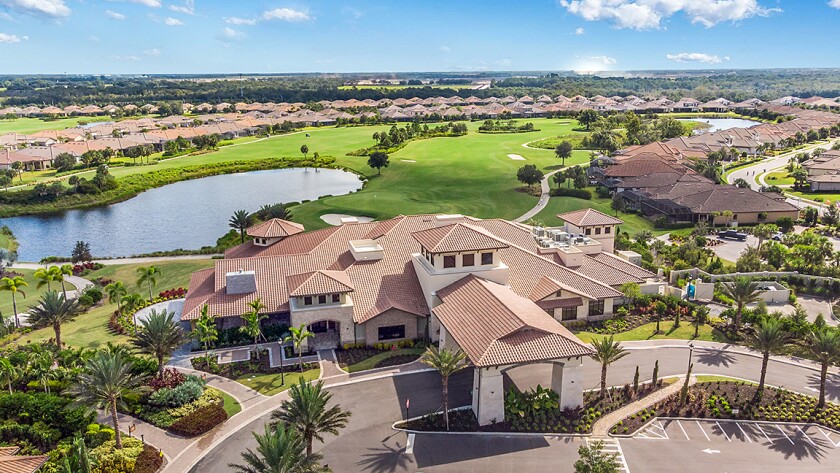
[169,403,228,437]
[148,375,205,408]
[551,187,592,199]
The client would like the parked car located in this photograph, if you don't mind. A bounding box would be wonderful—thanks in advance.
[717,229,748,241]
[771,232,784,241]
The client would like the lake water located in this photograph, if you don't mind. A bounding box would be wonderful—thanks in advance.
[3,168,363,261]
[679,118,760,134]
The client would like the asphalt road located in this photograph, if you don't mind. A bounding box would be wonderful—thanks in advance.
[190,345,840,473]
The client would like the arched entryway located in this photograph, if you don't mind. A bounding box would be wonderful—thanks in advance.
[307,320,341,350]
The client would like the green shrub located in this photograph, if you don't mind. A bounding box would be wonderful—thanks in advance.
[551,187,592,199]
[84,423,114,448]
[169,403,228,437]
[90,437,144,473]
[134,444,165,473]
[148,376,205,408]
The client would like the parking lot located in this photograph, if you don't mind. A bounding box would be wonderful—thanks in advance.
[621,419,840,472]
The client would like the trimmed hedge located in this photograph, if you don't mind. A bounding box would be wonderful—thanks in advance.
[169,403,228,437]
[551,187,592,199]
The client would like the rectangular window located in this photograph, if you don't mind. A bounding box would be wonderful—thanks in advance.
[561,306,578,321]
[303,296,312,306]
[585,228,592,235]
[481,252,493,265]
[588,300,605,316]
[443,255,456,268]
[462,254,474,267]
[733,214,738,221]
[318,295,327,304]
[332,294,341,303]
[595,227,602,235]
[605,227,611,234]
[378,324,406,341]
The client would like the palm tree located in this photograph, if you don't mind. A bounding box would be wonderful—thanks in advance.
[29,350,55,393]
[68,350,144,449]
[0,358,19,394]
[230,423,322,473]
[420,346,468,431]
[59,264,74,298]
[807,328,840,408]
[748,317,788,397]
[720,277,761,331]
[692,306,709,339]
[194,305,219,361]
[271,379,351,456]
[241,298,267,360]
[591,336,629,399]
[33,267,58,292]
[104,282,128,315]
[229,209,251,243]
[0,275,28,328]
[132,309,187,376]
[136,266,161,301]
[28,291,81,348]
[284,324,314,372]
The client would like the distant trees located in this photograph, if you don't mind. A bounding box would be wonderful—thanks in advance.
[300,144,309,158]
[124,144,153,165]
[52,153,77,172]
[555,141,573,166]
[192,134,220,150]
[517,164,544,189]
[577,109,600,130]
[367,151,389,175]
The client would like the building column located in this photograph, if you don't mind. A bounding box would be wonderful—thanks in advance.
[551,358,583,410]
[472,366,504,426]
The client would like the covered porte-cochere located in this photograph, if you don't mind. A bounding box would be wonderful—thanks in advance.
[433,275,594,425]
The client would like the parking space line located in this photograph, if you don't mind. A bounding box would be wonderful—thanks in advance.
[696,421,710,441]
[657,421,669,440]
[776,425,794,445]
[818,427,840,447]
[715,422,731,442]
[796,426,816,446]
[755,424,774,443]
[406,433,415,454]
[677,420,690,440]
[737,423,753,443]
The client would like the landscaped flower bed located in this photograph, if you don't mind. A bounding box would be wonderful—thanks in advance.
[336,339,426,372]
[401,381,666,433]
[191,349,318,378]
[615,381,840,435]
[571,295,695,336]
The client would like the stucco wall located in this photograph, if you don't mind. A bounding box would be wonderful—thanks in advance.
[363,308,420,344]
[290,304,356,344]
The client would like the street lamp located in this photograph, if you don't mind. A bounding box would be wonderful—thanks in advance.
[278,340,285,386]
[687,342,695,372]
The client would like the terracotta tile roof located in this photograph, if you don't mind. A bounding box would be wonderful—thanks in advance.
[0,453,48,473]
[246,218,305,238]
[558,209,623,227]
[528,275,597,301]
[286,270,354,297]
[434,275,593,366]
[411,223,509,253]
[0,447,20,456]
[535,297,583,311]
[590,253,655,279]
[571,256,647,286]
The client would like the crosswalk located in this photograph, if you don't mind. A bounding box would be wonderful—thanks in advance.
[588,438,630,473]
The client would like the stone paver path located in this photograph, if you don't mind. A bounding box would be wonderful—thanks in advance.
[592,376,695,437]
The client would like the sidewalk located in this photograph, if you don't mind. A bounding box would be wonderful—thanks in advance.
[175,366,267,410]
[317,349,347,378]
[95,409,193,463]
[591,376,694,437]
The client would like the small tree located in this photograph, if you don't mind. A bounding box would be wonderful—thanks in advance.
[720,277,761,331]
[28,291,80,348]
[679,363,693,405]
[136,266,161,301]
[271,379,351,456]
[653,300,666,333]
[807,328,840,408]
[516,164,544,189]
[610,193,625,215]
[692,306,709,339]
[284,324,314,372]
[591,336,629,399]
[555,141,573,166]
[132,309,187,376]
[229,209,251,243]
[748,317,787,399]
[420,346,468,431]
[577,109,600,130]
[574,441,618,473]
[71,241,92,263]
[240,298,267,360]
[367,151,389,175]
[193,305,219,361]
[620,282,641,310]
[652,360,659,386]
[632,366,640,393]
[752,223,778,249]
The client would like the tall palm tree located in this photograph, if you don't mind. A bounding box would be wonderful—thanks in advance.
[591,336,629,399]
[720,277,761,331]
[241,298,267,360]
[104,282,128,315]
[284,324,314,372]
[68,350,144,449]
[194,305,219,361]
[807,328,840,408]
[136,266,161,301]
[29,350,55,393]
[132,309,187,376]
[0,358,20,394]
[748,317,788,397]
[229,423,322,473]
[33,267,59,292]
[420,346,468,431]
[120,293,146,315]
[229,209,251,244]
[59,264,74,298]
[0,276,28,328]
[28,291,81,348]
[271,379,351,456]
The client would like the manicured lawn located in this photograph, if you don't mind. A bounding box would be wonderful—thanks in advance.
[0,116,113,135]
[17,302,129,349]
[764,171,794,185]
[236,368,320,396]
[695,375,755,384]
[787,190,840,203]
[0,268,76,322]
[86,259,215,294]
[344,347,425,373]
[218,389,242,417]
[575,322,730,343]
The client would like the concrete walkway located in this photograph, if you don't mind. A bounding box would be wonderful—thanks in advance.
[175,366,267,410]
[317,349,347,378]
[9,262,94,325]
[95,409,193,464]
[514,168,564,223]
[592,376,695,437]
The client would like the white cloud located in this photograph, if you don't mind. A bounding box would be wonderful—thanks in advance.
[666,52,724,64]
[163,16,183,26]
[143,48,161,56]
[0,0,71,18]
[109,0,160,7]
[218,26,244,41]
[0,32,24,43]
[439,45,451,53]
[115,55,141,61]
[559,0,779,30]
[261,7,311,21]
[105,9,125,20]
[342,7,363,19]
[224,16,256,25]
[590,55,616,65]
[574,27,585,35]
[830,0,840,8]
[0,12,13,20]
[168,0,193,15]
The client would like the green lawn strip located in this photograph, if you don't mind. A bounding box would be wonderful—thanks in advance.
[574,322,728,343]
[695,375,756,384]
[764,171,794,185]
[217,389,242,417]
[236,368,320,396]
[0,116,113,135]
[0,268,77,321]
[787,190,840,203]
[345,347,425,373]
[86,259,214,290]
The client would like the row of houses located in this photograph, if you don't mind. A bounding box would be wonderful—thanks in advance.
[803,149,840,191]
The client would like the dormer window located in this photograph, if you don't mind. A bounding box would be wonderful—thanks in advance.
[318,295,327,304]
[304,296,313,305]
[444,255,456,268]
[332,294,341,303]
[481,252,493,265]
[605,227,611,234]
[463,254,475,267]
[595,227,601,235]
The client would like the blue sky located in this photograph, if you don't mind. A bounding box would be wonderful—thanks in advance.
[0,0,838,74]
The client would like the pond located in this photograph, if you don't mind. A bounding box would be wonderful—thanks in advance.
[679,118,761,134]
[2,168,363,261]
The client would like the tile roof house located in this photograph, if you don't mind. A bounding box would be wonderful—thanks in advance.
[0,446,49,473]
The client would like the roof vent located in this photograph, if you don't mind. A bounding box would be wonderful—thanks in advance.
[226,270,257,295]
[349,239,384,261]
[434,214,465,227]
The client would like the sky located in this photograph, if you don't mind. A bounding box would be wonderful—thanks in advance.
[0,0,839,74]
